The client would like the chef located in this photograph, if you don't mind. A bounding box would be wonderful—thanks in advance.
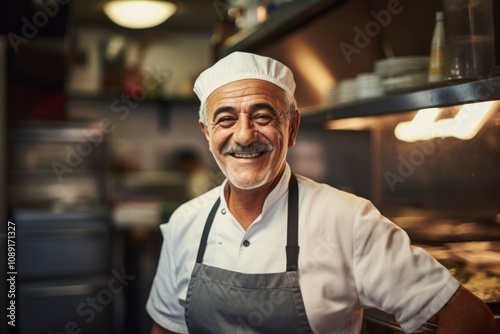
[146,52,495,333]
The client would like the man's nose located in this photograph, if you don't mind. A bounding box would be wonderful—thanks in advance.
[233,117,258,147]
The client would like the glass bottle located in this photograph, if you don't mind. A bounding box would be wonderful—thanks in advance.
[443,0,496,81]
[428,11,446,83]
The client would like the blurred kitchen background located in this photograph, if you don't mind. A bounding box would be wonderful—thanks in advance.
[1,0,500,333]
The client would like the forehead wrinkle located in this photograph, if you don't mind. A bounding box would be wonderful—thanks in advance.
[212,80,283,100]
[212,89,282,109]
[213,99,279,122]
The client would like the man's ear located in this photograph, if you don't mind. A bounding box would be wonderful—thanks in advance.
[288,110,300,148]
[199,119,210,142]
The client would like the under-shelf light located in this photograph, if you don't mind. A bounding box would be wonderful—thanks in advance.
[395,101,496,142]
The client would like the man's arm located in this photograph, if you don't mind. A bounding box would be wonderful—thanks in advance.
[430,285,496,333]
[150,321,181,334]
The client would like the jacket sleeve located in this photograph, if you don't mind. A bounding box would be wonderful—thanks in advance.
[352,200,460,333]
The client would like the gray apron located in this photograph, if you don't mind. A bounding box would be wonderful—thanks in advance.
[185,173,313,334]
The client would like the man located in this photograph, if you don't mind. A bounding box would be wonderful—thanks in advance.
[147,52,495,333]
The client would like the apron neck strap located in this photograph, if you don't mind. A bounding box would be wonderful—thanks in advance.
[196,173,300,272]
[286,173,299,272]
[196,197,221,264]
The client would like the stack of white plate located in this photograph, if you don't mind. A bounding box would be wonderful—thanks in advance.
[324,84,340,106]
[374,56,430,93]
[356,73,383,99]
[338,79,358,103]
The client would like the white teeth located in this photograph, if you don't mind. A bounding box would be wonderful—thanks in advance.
[233,152,262,158]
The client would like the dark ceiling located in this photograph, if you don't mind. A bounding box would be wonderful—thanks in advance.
[71,0,220,34]
[1,0,221,38]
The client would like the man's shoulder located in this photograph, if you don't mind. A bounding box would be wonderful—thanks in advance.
[296,174,366,206]
[167,186,221,228]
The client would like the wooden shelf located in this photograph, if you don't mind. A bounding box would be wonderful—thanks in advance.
[69,93,198,105]
[300,77,500,126]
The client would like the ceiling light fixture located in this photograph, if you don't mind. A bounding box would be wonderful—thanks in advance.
[103,1,177,29]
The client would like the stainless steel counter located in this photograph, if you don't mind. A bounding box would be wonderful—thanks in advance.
[362,300,500,333]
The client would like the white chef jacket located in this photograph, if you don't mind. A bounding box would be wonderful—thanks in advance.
[146,164,460,333]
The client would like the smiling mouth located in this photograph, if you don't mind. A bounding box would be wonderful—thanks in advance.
[223,142,273,158]
[231,152,265,158]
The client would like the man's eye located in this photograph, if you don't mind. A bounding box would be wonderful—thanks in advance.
[216,117,236,127]
[253,114,273,124]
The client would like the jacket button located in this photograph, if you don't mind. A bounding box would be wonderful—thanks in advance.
[243,240,250,247]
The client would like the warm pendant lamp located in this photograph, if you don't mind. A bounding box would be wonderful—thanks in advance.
[103,0,177,29]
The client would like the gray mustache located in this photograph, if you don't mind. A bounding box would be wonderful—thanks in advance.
[222,142,273,155]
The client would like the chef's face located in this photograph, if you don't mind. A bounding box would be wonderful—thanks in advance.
[200,79,299,190]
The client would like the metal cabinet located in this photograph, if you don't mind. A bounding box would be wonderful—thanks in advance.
[8,123,113,334]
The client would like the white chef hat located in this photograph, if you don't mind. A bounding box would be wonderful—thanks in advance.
[193,52,296,104]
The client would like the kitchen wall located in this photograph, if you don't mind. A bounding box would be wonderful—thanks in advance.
[68,99,216,175]
[67,27,219,186]
[69,28,212,98]
[376,109,500,222]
